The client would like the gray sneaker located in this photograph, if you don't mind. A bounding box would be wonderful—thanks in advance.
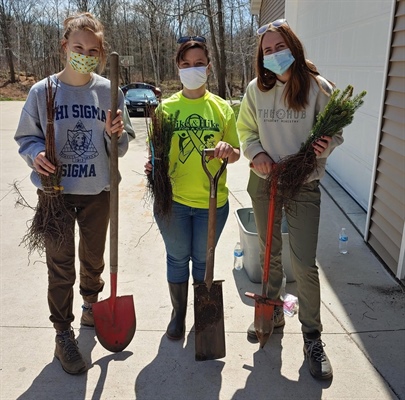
[54,328,87,375]
[247,305,285,342]
[303,336,333,380]
[81,302,94,327]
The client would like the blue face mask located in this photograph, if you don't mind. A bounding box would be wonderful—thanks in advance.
[263,48,295,76]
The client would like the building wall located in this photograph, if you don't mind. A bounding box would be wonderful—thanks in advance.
[260,0,285,24]
[255,0,405,279]
[285,0,394,212]
[367,0,405,278]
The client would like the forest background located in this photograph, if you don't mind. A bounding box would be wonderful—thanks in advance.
[0,0,259,101]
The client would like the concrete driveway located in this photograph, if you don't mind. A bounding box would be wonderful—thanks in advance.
[1,101,404,399]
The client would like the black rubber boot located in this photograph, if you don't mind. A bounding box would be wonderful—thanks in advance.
[166,281,188,340]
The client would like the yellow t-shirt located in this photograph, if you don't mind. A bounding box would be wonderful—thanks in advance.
[160,90,239,208]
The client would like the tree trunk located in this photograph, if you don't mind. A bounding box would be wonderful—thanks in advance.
[0,0,16,83]
[217,0,226,99]
[205,0,226,99]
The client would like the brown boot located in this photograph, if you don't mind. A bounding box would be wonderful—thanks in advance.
[166,281,188,340]
[81,301,95,327]
[54,328,87,374]
[247,305,285,342]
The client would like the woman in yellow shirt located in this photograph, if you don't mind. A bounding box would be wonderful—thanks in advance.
[145,37,240,341]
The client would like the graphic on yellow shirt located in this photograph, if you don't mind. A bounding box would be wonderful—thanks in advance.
[176,113,220,163]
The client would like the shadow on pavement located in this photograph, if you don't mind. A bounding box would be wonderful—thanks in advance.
[231,332,331,399]
[135,331,224,400]
[16,327,97,399]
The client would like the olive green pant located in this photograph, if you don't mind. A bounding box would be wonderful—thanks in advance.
[247,171,322,335]
[44,191,110,331]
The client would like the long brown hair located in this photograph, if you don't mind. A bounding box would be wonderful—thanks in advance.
[256,23,330,111]
[61,12,107,73]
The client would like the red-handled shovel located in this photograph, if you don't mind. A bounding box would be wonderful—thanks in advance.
[93,52,136,352]
[245,174,283,348]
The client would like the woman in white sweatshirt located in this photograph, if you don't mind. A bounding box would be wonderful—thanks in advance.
[237,19,343,380]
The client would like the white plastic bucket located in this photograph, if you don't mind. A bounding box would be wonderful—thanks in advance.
[234,207,295,283]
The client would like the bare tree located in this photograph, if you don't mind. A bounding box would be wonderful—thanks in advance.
[132,0,178,86]
[205,0,226,98]
[0,0,254,98]
[12,0,38,77]
[73,0,91,12]
[0,0,16,82]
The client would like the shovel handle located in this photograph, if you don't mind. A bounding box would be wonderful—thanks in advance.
[262,176,278,297]
[201,149,228,291]
[110,52,119,276]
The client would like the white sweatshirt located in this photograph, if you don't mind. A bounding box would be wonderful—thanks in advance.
[237,75,343,182]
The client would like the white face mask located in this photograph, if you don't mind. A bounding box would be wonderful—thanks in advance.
[178,66,208,90]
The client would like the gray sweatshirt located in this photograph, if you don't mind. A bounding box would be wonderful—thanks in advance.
[237,75,344,182]
[15,73,135,195]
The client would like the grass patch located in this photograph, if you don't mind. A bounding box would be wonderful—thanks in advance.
[1,96,27,101]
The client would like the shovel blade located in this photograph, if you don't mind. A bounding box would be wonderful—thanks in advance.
[194,281,225,361]
[254,300,275,348]
[93,294,136,352]
[246,292,283,348]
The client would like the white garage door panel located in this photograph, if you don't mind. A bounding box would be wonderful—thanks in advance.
[289,0,392,215]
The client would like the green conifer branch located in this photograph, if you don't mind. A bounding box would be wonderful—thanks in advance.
[303,85,367,149]
[269,84,367,202]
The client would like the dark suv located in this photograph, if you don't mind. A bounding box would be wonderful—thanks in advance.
[124,88,159,117]
[121,82,162,99]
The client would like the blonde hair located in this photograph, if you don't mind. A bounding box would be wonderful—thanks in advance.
[61,12,107,73]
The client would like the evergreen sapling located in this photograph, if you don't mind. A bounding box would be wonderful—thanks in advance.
[268,84,367,200]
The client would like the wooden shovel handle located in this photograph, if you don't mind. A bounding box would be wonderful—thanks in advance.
[110,52,119,276]
[201,149,228,291]
[262,176,277,297]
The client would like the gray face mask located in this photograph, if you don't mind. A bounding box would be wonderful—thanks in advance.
[263,48,295,75]
[178,66,208,90]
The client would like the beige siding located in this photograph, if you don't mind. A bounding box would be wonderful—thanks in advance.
[259,0,285,26]
[368,0,405,276]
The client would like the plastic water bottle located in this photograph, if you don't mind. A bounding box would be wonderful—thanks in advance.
[234,242,244,270]
[339,228,348,254]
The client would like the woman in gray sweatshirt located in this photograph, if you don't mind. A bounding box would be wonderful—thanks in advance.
[14,12,134,375]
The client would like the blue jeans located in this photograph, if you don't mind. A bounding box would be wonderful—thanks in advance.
[155,201,229,283]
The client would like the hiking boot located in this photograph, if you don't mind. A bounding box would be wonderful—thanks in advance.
[81,301,94,327]
[247,305,285,342]
[54,328,87,375]
[303,335,333,380]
